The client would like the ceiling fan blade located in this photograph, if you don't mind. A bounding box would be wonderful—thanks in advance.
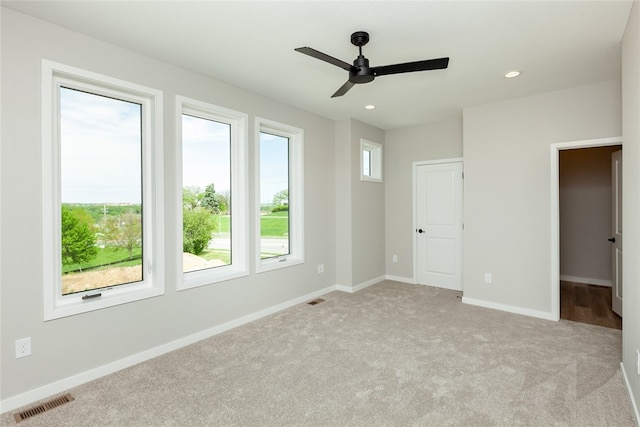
[331,80,355,98]
[295,47,353,71]
[373,57,449,76]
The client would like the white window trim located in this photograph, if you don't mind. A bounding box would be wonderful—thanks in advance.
[176,96,249,290]
[361,139,383,182]
[255,117,304,273]
[42,60,165,320]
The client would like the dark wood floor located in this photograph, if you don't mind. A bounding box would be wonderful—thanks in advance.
[560,281,622,330]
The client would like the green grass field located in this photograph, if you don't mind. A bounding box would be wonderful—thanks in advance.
[218,212,288,237]
[200,249,231,265]
[62,246,142,274]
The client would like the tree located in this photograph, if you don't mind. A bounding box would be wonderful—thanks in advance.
[70,207,96,230]
[182,185,219,255]
[182,186,204,210]
[103,210,142,259]
[183,207,216,255]
[271,189,288,212]
[201,183,221,214]
[216,190,230,215]
[61,205,98,266]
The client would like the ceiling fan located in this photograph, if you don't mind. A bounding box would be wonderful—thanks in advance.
[295,31,449,98]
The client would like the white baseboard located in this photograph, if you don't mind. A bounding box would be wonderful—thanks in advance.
[0,285,337,414]
[334,284,352,293]
[620,362,640,426]
[385,274,416,285]
[336,275,385,293]
[461,296,557,321]
[560,275,612,287]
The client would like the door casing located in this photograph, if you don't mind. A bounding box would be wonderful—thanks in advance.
[550,136,622,321]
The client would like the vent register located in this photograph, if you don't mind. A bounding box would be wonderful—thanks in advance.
[14,394,74,423]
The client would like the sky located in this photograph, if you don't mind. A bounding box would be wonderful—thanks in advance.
[182,114,231,194]
[61,87,142,204]
[60,87,289,205]
[259,132,289,205]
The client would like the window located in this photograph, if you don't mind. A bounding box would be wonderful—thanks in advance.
[256,118,304,272]
[361,139,383,182]
[363,149,372,177]
[42,60,164,320]
[177,97,248,289]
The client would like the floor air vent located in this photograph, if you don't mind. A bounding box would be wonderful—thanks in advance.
[308,298,325,305]
[14,393,74,423]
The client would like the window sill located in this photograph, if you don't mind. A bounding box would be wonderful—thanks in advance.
[256,256,303,274]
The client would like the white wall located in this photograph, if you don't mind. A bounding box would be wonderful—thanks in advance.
[621,1,640,415]
[384,118,463,281]
[559,146,620,284]
[350,120,386,286]
[1,8,336,404]
[463,80,621,316]
[334,119,353,287]
[334,119,386,288]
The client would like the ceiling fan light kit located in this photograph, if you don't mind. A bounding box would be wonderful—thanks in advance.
[295,31,449,98]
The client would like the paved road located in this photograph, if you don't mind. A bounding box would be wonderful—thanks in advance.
[209,234,289,256]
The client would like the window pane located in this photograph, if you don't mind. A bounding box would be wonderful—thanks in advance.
[259,132,290,259]
[182,114,231,272]
[363,150,372,176]
[60,87,143,295]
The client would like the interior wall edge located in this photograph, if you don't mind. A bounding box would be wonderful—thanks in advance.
[619,361,640,424]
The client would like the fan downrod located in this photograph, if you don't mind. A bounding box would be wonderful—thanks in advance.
[350,31,369,47]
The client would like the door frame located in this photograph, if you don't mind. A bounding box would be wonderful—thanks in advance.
[550,136,622,321]
[413,157,464,287]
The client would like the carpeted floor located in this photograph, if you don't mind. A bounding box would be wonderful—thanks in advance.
[3,281,637,426]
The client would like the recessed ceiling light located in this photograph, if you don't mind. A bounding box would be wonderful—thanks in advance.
[365,104,376,110]
[504,71,521,78]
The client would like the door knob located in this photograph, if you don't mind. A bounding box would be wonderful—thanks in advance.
[417,228,425,234]
[608,237,616,243]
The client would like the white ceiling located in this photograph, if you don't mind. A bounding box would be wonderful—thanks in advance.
[3,1,633,130]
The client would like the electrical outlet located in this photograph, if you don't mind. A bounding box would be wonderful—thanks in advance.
[484,273,492,284]
[15,337,31,359]
[392,255,398,263]
[317,264,324,274]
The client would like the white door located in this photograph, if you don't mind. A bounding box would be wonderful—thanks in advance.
[415,162,463,291]
[611,150,623,317]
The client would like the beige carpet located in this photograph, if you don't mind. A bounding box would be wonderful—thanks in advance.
[3,281,637,426]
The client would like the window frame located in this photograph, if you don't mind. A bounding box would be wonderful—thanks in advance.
[360,139,383,182]
[42,60,165,320]
[255,118,304,273]
[176,96,249,290]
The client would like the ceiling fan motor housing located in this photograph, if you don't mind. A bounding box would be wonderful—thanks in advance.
[350,55,375,83]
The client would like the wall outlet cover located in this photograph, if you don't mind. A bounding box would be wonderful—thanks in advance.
[16,337,31,358]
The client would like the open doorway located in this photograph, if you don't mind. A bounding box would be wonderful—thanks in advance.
[557,144,622,329]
